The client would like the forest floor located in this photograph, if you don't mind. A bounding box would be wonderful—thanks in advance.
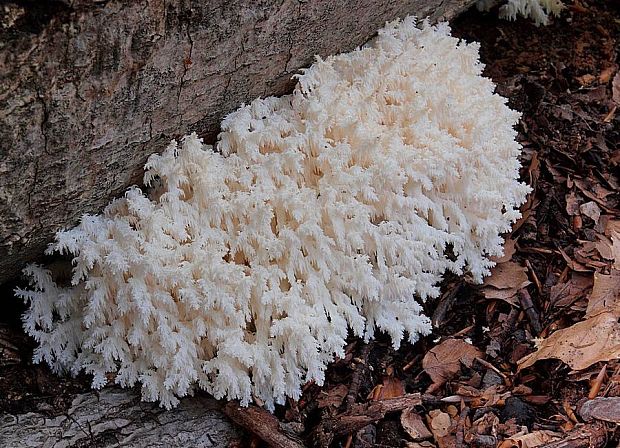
[1,1,619,447]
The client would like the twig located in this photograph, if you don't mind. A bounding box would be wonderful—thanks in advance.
[525,259,542,294]
[518,288,542,335]
[474,357,509,384]
[345,343,372,408]
[403,354,421,372]
[223,402,305,448]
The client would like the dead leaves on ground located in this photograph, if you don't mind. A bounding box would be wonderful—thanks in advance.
[518,312,620,371]
[423,339,483,393]
[518,219,620,372]
[481,260,531,306]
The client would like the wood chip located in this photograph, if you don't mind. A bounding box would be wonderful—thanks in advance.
[579,397,620,423]
[401,408,433,441]
[579,201,601,223]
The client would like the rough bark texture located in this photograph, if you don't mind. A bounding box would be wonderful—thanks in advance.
[0,0,475,285]
[0,389,241,447]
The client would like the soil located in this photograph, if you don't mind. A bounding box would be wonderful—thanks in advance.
[1,1,619,447]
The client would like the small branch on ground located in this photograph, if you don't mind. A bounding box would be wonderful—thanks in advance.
[223,402,305,448]
[518,288,543,335]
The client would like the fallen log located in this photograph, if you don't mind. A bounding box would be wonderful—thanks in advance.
[0,388,241,447]
[0,0,475,285]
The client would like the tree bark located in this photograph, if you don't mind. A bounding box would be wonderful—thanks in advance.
[0,0,475,285]
[0,388,242,447]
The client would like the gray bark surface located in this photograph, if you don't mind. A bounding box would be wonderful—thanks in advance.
[0,0,475,284]
[0,389,241,447]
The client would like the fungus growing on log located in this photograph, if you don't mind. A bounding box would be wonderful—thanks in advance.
[16,17,530,409]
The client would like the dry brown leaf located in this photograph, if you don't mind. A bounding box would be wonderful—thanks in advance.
[423,339,483,392]
[558,247,592,272]
[549,273,593,309]
[595,236,614,260]
[481,286,519,306]
[613,72,620,105]
[475,384,505,408]
[586,270,620,318]
[498,430,561,448]
[401,408,433,441]
[574,242,609,269]
[574,179,613,211]
[492,237,517,263]
[483,262,529,290]
[579,201,601,223]
[518,312,620,371]
[579,397,620,423]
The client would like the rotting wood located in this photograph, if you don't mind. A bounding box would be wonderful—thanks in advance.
[0,388,241,448]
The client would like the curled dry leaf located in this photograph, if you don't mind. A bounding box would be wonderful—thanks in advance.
[405,442,436,448]
[605,219,620,237]
[423,339,483,392]
[558,247,591,273]
[579,397,620,424]
[585,270,620,318]
[594,236,614,260]
[599,65,616,84]
[518,312,620,371]
[576,73,596,86]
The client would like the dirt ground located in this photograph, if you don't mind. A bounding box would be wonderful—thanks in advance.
[1,1,619,447]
